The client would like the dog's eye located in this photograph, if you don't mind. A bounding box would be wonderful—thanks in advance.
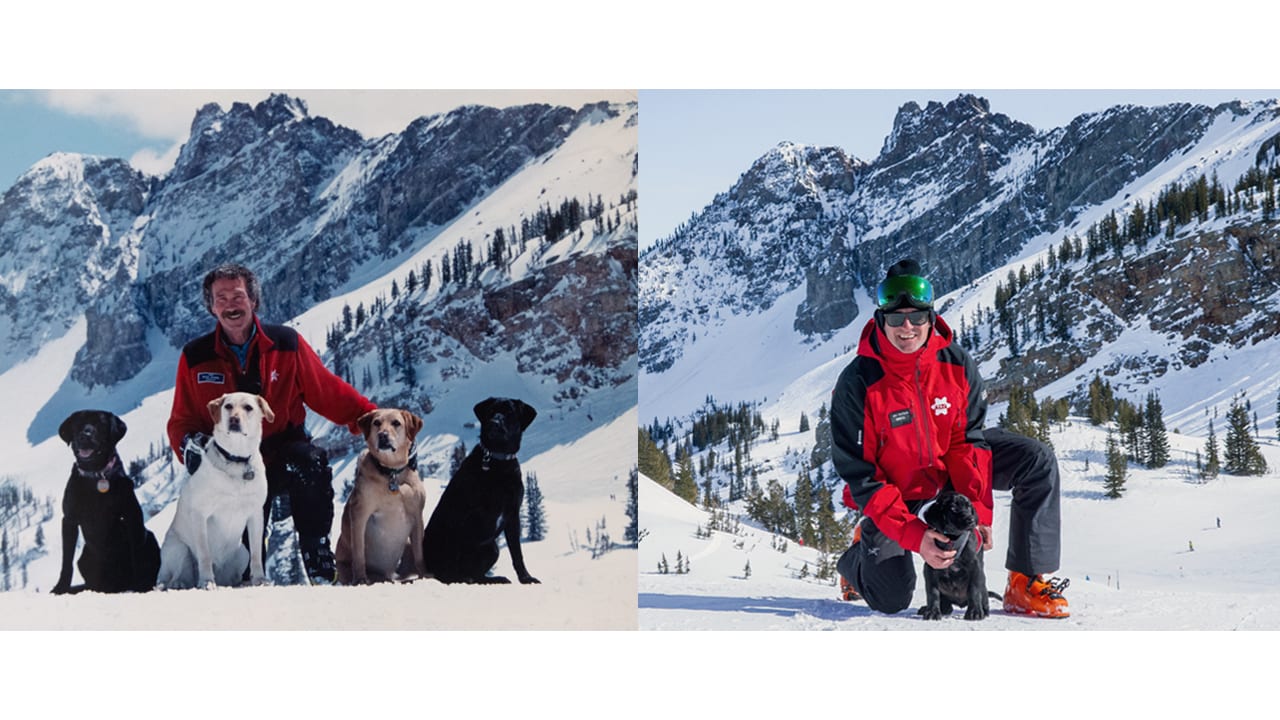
[391,420,401,427]
[224,403,233,410]
[243,404,254,413]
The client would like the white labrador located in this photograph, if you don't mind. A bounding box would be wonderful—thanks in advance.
[157,392,272,590]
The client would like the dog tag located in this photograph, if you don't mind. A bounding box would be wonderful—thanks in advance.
[97,478,110,493]
[243,469,255,481]
[388,479,400,493]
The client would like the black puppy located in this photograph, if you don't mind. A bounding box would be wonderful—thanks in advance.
[423,398,540,584]
[918,491,992,621]
[52,410,160,594]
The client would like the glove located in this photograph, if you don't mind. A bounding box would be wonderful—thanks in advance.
[182,432,210,474]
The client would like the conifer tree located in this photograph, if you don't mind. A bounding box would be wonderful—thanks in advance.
[1224,397,1268,475]
[1203,420,1221,480]
[1104,429,1127,499]
[744,559,751,579]
[799,412,810,433]
[672,448,699,504]
[523,472,547,542]
[638,429,674,490]
[794,468,816,547]
[1144,391,1170,468]
[625,467,639,545]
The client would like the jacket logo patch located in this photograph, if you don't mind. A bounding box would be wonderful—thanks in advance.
[889,409,913,428]
[197,372,226,385]
[932,397,952,416]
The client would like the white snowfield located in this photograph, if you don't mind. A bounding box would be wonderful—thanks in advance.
[0,409,637,630]
[639,419,1280,630]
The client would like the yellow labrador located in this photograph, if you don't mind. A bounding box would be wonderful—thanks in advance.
[336,408,428,584]
[157,392,272,590]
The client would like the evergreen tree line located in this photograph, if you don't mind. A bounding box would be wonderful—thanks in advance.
[0,478,53,592]
[955,161,1280,359]
[743,462,852,555]
[998,382,1069,447]
[1085,375,1171,469]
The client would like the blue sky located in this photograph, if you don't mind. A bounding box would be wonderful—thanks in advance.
[640,89,1280,250]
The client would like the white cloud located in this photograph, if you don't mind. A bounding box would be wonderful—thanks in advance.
[128,143,183,176]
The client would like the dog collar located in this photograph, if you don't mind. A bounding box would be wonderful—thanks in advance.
[937,529,971,554]
[480,444,518,471]
[212,441,256,481]
[372,441,417,492]
[76,455,117,492]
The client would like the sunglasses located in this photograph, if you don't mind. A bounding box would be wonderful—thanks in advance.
[883,310,931,327]
[876,274,934,308]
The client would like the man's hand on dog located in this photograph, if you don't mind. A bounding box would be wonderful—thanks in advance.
[978,524,993,551]
[181,432,209,473]
[919,529,957,570]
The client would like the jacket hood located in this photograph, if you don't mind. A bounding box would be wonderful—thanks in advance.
[857,313,956,375]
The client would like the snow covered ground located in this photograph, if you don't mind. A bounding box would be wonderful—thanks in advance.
[639,418,1280,630]
[0,408,637,630]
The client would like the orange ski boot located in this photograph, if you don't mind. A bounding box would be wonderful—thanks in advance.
[1003,571,1070,618]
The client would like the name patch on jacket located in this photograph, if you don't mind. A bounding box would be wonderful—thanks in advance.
[197,372,227,385]
[889,409,913,428]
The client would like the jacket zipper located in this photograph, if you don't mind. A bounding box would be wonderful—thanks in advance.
[915,360,935,469]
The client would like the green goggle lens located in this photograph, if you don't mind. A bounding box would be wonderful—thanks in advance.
[876,274,934,309]
[883,310,931,327]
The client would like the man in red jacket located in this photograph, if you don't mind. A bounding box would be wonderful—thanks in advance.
[167,264,376,584]
[832,259,1069,618]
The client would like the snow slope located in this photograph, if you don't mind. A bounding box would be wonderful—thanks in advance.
[639,418,1280,630]
[0,408,637,630]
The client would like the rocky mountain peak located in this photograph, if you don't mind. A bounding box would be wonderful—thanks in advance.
[879,93,1028,164]
[172,93,319,183]
[730,142,860,206]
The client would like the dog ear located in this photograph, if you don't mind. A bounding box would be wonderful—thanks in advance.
[58,411,85,444]
[108,412,128,445]
[207,396,224,424]
[473,397,499,422]
[516,400,537,430]
[256,395,275,424]
[401,410,424,440]
[357,410,378,437]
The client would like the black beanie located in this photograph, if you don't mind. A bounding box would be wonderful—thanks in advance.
[885,258,922,280]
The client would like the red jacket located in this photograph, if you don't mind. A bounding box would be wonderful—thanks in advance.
[830,315,992,553]
[167,316,375,461]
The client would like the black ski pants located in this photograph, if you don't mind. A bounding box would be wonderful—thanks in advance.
[261,426,334,540]
[836,427,1061,614]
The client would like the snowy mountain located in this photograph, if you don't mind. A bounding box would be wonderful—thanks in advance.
[640,94,1280,422]
[0,93,638,619]
[638,93,1280,629]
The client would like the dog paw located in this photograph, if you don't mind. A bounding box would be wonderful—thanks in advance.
[200,579,217,591]
[919,606,943,620]
[519,574,541,585]
[964,606,988,621]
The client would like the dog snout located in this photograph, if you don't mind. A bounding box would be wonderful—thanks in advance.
[228,414,242,433]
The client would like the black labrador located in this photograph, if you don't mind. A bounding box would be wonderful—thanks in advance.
[52,410,160,594]
[422,398,540,584]
[918,491,995,620]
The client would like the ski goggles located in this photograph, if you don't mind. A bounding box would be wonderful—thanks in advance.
[882,309,932,327]
[876,274,934,310]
